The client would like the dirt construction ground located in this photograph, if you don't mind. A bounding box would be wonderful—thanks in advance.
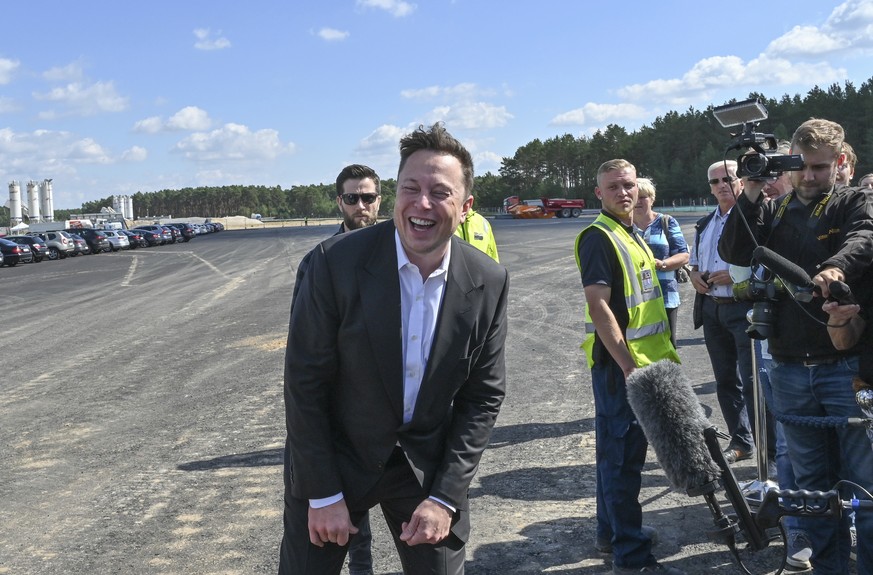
[0,215,848,574]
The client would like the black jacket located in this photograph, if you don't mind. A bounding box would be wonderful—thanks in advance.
[718,185,873,361]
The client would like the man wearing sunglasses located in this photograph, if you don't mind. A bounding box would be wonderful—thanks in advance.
[284,163,383,575]
[336,164,382,233]
[690,160,762,469]
[280,123,508,575]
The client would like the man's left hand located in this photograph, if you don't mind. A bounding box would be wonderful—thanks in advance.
[399,499,452,546]
[813,266,845,299]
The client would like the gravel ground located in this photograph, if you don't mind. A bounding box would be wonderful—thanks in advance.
[1,216,846,574]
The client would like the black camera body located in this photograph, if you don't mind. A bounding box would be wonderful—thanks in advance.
[712,99,804,181]
[730,124,804,181]
[732,271,784,340]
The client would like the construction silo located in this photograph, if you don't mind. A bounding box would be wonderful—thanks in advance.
[124,195,134,219]
[26,180,42,223]
[8,181,23,226]
[40,179,54,222]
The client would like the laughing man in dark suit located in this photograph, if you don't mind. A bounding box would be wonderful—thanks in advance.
[278,123,509,575]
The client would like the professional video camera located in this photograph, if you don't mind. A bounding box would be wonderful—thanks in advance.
[712,98,804,180]
[731,265,784,340]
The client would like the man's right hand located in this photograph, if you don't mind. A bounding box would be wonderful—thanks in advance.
[743,178,766,202]
[308,499,358,547]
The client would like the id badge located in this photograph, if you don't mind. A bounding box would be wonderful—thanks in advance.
[641,268,654,293]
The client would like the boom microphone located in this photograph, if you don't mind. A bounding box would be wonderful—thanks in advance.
[828,280,857,305]
[626,360,721,493]
[752,245,818,302]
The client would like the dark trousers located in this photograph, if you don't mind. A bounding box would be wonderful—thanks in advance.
[278,447,465,575]
[701,297,776,456]
[347,511,373,575]
[592,360,655,569]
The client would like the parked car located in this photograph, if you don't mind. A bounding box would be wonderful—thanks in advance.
[166,223,196,242]
[135,224,173,244]
[31,231,76,260]
[119,229,147,248]
[101,229,131,251]
[0,237,34,265]
[67,228,111,254]
[6,235,48,262]
[67,233,91,256]
[132,228,164,246]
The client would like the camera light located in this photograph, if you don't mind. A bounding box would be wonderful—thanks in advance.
[712,98,769,128]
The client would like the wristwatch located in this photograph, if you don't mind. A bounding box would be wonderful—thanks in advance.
[660,261,668,270]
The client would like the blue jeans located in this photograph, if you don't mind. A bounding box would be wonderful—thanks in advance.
[756,344,800,534]
[769,356,872,575]
[592,360,655,569]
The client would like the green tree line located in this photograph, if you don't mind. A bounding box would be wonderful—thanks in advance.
[4,79,872,226]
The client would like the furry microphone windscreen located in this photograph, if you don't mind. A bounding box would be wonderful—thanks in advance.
[626,360,721,492]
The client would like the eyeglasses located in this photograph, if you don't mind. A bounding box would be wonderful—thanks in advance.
[340,193,379,205]
[708,176,736,185]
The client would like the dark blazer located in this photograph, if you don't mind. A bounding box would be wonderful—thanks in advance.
[283,219,509,541]
[691,210,716,330]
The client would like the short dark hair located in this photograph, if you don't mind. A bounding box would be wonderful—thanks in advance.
[335,164,380,196]
[398,123,474,197]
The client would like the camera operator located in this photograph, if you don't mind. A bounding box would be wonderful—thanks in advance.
[718,118,873,574]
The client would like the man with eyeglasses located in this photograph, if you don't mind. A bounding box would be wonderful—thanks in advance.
[285,163,382,575]
[689,160,760,468]
[719,118,873,574]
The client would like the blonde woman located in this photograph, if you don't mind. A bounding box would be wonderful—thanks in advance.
[633,178,689,347]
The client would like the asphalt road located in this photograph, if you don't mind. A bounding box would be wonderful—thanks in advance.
[1,217,805,574]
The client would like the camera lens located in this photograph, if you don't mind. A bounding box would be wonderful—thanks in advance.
[741,154,769,177]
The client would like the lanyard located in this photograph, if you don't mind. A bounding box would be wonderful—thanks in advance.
[771,189,833,231]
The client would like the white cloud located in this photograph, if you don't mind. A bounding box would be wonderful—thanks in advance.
[172,123,296,162]
[194,28,231,51]
[33,80,128,116]
[357,124,407,151]
[133,107,213,133]
[0,57,20,84]
[43,61,85,82]
[427,102,513,130]
[318,28,350,41]
[69,138,112,163]
[401,83,480,100]
[121,146,148,162]
[550,103,649,127]
[357,0,416,17]
[133,116,163,134]
[167,106,213,131]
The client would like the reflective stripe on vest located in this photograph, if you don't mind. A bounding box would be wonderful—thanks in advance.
[576,214,679,368]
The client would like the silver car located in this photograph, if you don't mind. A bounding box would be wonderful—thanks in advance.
[101,230,131,251]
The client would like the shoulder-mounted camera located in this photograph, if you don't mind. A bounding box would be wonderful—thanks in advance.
[712,98,804,180]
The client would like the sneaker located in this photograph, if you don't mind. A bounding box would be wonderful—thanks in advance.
[612,560,686,574]
[785,529,812,570]
[595,525,658,554]
[723,447,753,464]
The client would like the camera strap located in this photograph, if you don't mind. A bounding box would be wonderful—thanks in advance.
[770,188,833,232]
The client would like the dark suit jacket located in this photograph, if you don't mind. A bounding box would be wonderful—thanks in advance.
[283,219,509,541]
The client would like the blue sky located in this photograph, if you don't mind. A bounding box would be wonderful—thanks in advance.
[2,0,873,209]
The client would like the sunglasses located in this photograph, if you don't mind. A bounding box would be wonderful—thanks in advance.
[340,193,379,205]
[708,176,736,185]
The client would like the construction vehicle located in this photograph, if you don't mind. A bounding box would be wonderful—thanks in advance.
[503,196,586,219]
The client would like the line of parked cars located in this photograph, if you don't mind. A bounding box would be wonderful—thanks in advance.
[0,221,224,267]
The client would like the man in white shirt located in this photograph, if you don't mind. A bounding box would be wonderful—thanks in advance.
[278,123,509,575]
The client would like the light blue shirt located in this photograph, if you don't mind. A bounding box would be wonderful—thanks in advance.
[690,207,734,298]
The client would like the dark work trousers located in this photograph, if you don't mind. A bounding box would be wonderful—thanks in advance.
[278,447,465,575]
[347,511,373,575]
[592,359,656,570]
[701,297,775,457]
